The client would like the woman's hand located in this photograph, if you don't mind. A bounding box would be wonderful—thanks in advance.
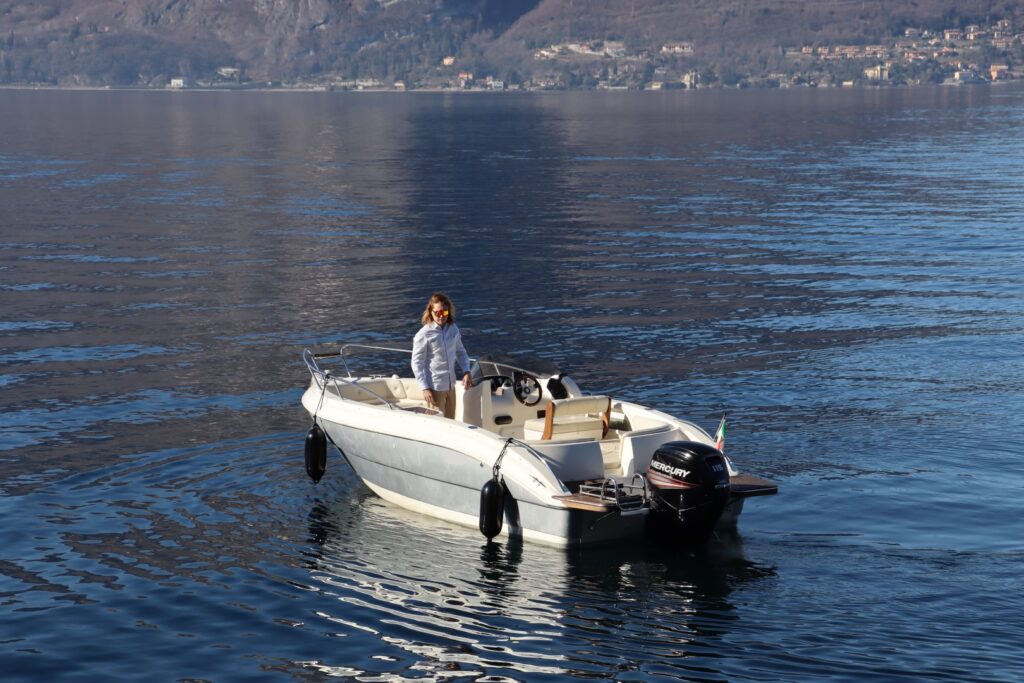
[462,373,472,389]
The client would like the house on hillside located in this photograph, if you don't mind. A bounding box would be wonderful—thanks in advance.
[660,42,694,55]
[864,64,890,81]
[966,25,986,40]
[604,41,627,58]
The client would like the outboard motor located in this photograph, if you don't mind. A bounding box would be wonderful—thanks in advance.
[646,441,731,545]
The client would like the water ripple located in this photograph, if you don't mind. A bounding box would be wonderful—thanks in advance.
[1,87,1023,682]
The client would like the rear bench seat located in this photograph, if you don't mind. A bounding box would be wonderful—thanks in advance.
[524,395,611,441]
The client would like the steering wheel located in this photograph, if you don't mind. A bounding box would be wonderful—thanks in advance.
[474,374,513,392]
[512,371,542,406]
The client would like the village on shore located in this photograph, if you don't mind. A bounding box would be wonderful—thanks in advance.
[160,18,1022,93]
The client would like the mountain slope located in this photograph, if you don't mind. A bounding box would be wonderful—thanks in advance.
[0,0,1019,86]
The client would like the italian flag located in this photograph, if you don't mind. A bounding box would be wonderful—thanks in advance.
[715,415,727,452]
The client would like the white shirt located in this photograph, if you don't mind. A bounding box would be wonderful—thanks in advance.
[411,321,471,391]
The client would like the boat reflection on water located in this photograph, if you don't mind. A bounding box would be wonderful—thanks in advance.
[299,492,777,679]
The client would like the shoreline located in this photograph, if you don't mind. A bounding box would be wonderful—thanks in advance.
[1,80,1019,95]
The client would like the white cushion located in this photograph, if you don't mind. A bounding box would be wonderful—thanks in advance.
[340,380,389,403]
[523,395,610,441]
[524,415,603,441]
[385,377,407,399]
[549,396,610,416]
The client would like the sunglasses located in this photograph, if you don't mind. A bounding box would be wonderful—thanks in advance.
[432,308,449,317]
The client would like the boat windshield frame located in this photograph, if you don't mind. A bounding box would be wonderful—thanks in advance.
[472,353,561,382]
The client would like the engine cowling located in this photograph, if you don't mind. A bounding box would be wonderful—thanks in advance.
[646,441,730,545]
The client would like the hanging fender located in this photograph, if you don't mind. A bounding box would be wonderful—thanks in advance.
[305,424,327,483]
[305,374,331,484]
[479,478,505,540]
[479,438,513,540]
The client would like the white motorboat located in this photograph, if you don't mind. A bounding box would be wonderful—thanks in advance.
[301,344,777,547]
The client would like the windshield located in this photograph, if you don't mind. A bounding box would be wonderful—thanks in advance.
[471,353,561,380]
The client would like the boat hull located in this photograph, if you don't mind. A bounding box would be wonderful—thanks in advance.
[318,416,648,546]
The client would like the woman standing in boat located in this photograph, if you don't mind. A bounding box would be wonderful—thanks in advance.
[411,292,473,419]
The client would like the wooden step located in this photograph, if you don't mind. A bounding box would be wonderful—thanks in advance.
[552,492,619,512]
[730,473,779,498]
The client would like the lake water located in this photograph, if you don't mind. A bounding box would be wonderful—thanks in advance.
[2,85,1023,681]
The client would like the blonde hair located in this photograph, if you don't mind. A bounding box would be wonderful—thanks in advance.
[420,292,457,325]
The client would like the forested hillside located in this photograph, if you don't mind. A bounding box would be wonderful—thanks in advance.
[1,0,1021,88]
